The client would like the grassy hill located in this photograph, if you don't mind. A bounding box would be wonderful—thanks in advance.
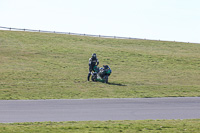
[1,119,200,133]
[0,30,200,100]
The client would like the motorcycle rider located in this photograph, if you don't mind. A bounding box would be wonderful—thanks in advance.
[87,53,99,81]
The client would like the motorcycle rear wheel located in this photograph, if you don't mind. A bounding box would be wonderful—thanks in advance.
[103,75,108,83]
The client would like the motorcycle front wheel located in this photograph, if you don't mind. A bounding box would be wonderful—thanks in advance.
[91,74,97,82]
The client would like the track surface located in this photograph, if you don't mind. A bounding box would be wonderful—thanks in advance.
[1,97,200,123]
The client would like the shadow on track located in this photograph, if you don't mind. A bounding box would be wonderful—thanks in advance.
[107,82,127,86]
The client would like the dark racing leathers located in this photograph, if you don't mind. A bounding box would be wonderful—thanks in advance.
[87,57,99,81]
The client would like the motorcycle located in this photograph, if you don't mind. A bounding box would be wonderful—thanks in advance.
[91,65,112,83]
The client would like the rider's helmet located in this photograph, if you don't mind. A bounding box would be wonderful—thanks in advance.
[92,53,97,59]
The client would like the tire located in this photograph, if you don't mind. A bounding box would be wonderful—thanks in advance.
[103,75,108,83]
[91,73,97,82]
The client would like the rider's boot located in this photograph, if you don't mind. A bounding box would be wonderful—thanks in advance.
[87,73,91,81]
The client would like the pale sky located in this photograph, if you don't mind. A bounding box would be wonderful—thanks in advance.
[1,0,200,43]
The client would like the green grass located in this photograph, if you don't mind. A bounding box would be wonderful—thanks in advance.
[1,119,200,133]
[0,30,200,99]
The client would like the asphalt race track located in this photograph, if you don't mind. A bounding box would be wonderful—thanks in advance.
[1,97,200,123]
